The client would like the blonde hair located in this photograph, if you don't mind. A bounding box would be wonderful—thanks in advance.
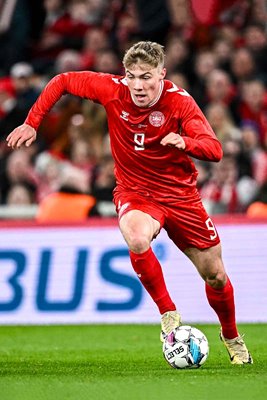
[123,41,165,69]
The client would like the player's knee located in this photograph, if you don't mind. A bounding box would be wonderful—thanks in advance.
[127,234,150,253]
[205,271,227,288]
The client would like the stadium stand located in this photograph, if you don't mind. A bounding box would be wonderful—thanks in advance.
[0,0,266,218]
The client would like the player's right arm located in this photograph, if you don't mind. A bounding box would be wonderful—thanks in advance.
[6,71,115,149]
[6,123,37,149]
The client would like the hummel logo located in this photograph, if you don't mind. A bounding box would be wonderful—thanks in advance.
[120,111,129,121]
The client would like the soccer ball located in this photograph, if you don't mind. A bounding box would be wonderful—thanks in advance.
[162,325,209,369]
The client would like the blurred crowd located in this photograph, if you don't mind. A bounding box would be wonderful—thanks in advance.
[0,0,267,219]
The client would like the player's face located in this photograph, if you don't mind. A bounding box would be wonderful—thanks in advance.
[125,63,166,107]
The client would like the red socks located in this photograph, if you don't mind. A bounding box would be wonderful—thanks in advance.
[130,247,238,338]
[129,247,176,314]
[205,277,238,339]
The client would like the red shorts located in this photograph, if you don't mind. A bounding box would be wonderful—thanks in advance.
[113,189,220,251]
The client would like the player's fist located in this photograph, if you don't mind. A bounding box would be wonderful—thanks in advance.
[6,124,37,149]
[160,132,186,150]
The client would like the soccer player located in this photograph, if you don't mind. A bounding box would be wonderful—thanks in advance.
[6,41,252,365]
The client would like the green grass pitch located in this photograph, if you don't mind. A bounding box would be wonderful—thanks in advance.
[0,324,266,400]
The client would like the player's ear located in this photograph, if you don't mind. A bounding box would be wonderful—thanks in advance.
[160,67,166,79]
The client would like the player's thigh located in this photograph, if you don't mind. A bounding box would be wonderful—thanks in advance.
[114,190,165,227]
[114,191,164,250]
[165,200,220,251]
[119,209,161,245]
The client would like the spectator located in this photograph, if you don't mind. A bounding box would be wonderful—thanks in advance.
[243,23,267,83]
[114,0,139,53]
[230,47,257,84]
[238,79,267,147]
[32,0,98,73]
[93,49,121,74]
[34,151,62,202]
[0,0,32,74]
[10,62,40,110]
[167,0,192,31]
[69,137,95,188]
[221,137,260,209]
[222,137,252,178]
[241,123,267,184]
[205,102,241,144]
[195,160,211,190]
[134,0,171,45]
[212,38,234,73]
[1,0,267,218]
[249,0,267,28]
[191,50,218,109]
[0,148,37,204]
[204,69,240,123]
[246,180,267,217]
[205,70,235,103]
[69,137,93,170]
[37,92,83,150]
[6,183,34,205]
[31,0,68,72]
[86,0,108,25]
[164,36,190,76]
[166,71,190,92]
[0,80,23,139]
[82,102,109,161]
[91,154,116,217]
[200,156,240,214]
[216,24,240,48]
[0,62,41,138]
[54,49,82,74]
[79,27,109,70]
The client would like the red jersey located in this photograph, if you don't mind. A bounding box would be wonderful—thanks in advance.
[25,71,222,201]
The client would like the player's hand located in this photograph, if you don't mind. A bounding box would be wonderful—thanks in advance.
[160,132,186,150]
[6,124,37,149]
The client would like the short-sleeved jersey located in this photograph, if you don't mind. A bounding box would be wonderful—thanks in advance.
[25,71,223,201]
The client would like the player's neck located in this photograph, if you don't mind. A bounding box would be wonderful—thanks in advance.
[148,80,164,107]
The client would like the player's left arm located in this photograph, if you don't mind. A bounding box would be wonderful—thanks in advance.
[161,95,223,162]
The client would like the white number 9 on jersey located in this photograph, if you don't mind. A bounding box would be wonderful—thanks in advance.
[205,217,217,240]
[134,133,145,150]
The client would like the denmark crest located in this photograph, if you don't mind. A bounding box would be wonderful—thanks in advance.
[149,111,165,127]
